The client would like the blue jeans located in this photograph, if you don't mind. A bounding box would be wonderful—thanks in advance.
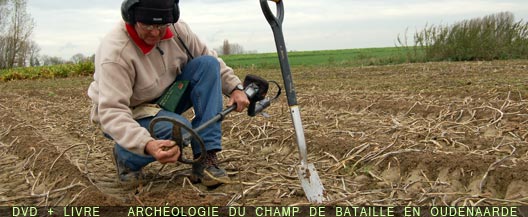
[114,56,223,171]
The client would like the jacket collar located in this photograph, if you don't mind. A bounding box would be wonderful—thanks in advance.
[125,23,174,54]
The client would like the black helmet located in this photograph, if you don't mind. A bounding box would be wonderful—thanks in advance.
[121,0,180,24]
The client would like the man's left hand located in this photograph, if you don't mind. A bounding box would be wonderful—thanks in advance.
[228,90,250,112]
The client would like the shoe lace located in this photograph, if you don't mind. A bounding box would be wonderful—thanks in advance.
[205,151,219,167]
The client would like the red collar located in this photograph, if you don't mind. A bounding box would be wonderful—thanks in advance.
[125,23,174,54]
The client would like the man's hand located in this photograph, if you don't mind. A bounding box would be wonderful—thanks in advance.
[145,140,180,164]
[228,89,250,112]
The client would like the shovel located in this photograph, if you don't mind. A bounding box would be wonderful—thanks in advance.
[260,0,326,203]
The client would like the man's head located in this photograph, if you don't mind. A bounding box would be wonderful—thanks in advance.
[121,0,180,25]
[122,0,179,46]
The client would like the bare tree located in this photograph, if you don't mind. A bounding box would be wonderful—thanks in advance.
[28,40,40,66]
[40,55,66,66]
[216,39,245,55]
[0,0,9,24]
[230,43,244,55]
[0,0,35,69]
[222,39,231,55]
[71,53,87,64]
[0,0,8,32]
[0,0,10,68]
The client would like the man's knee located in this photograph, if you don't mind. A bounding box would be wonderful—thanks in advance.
[195,56,220,77]
[197,55,219,68]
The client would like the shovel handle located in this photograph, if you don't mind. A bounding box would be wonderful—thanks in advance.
[260,0,284,28]
[260,0,297,106]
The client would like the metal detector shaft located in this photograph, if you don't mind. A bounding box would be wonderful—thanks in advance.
[191,105,236,138]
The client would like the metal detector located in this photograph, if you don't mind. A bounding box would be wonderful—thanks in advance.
[148,74,280,164]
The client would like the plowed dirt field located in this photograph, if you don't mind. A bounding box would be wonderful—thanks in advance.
[1,60,527,206]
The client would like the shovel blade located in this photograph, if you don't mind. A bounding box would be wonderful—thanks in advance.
[297,163,325,203]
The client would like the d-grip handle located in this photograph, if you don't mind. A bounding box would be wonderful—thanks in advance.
[260,0,297,106]
[260,0,284,27]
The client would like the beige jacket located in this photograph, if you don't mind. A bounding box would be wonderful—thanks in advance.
[87,20,240,156]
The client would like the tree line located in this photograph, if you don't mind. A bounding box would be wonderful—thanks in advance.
[0,0,38,69]
[0,0,251,70]
[215,39,256,56]
[0,0,92,70]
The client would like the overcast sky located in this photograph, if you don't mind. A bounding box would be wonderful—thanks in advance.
[28,0,528,60]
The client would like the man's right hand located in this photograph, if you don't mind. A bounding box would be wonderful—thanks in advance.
[145,140,180,164]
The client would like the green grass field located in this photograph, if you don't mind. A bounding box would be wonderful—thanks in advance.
[0,47,417,81]
[221,47,413,69]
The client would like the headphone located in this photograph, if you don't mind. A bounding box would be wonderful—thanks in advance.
[121,0,180,24]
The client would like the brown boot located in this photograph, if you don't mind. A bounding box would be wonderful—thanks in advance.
[112,146,144,183]
[190,151,230,187]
